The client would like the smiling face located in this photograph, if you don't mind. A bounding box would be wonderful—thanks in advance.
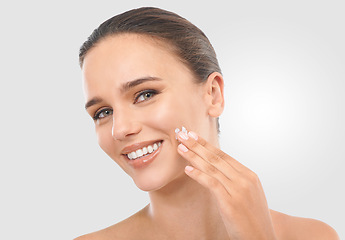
[82,34,217,191]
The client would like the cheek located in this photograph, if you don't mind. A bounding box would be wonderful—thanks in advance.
[96,126,113,155]
[96,125,119,161]
[142,94,206,133]
[149,101,180,130]
[96,126,130,172]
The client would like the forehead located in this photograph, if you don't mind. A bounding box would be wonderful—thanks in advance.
[82,33,189,83]
[81,33,197,102]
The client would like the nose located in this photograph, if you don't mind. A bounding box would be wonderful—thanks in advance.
[111,109,141,141]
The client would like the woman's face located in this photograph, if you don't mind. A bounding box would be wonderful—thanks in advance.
[82,34,212,191]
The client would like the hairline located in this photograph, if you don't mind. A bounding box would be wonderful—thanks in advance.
[80,32,203,82]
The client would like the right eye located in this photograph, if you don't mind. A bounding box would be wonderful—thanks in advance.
[93,108,113,121]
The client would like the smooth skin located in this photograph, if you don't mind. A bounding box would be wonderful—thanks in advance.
[76,34,339,240]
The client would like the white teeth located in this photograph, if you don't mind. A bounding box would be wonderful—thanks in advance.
[147,145,153,153]
[136,149,143,157]
[127,141,162,160]
[129,152,137,160]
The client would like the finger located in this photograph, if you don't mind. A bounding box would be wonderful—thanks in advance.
[184,166,235,215]
[178,140,238,182]
[178,143,234,194]
[177,131,242,177]
[178,131,249,173]
[184,165,232,201]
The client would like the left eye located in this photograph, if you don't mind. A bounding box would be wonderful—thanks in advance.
[135,90,157,103]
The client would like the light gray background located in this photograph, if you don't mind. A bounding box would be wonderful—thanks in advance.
[0,0,344,239]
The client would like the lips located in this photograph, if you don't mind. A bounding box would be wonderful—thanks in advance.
[121,140,163,169]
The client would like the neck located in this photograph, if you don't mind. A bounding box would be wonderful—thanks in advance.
[146,172,228,239]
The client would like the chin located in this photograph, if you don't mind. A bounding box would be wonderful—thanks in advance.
[132,174,170,192]
[133,179,165,192]
[131,165,187,192]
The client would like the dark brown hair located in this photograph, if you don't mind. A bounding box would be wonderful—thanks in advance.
[79,7,221,132]
[79,7,222,82]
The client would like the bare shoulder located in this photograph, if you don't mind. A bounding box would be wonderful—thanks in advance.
[270,209,339,240]
[74,206,150,240]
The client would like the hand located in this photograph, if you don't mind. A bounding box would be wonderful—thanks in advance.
[176,129,277,240]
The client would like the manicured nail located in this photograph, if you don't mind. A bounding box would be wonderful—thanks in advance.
[178,143,188,152]
[178,131,189,140]
[185,165,194,172]
[188,131,198,140]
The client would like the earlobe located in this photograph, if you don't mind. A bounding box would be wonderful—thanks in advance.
[205,72,225,117]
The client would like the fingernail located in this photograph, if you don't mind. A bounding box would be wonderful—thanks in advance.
[185,165,194,172]
[178,131,189,140]
[178,143,188,152]
[188,131,198,140]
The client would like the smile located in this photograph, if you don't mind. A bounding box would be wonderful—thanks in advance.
[121,140,164,169]
[127,141,162,160]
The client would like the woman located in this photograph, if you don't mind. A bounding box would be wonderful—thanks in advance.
[76,7,339,239]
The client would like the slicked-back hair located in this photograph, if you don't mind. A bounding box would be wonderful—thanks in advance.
[79,7,222,132]
[79,7,222,82]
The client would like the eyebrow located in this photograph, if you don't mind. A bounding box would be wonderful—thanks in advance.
[85,97,102,110]
[121,76,161,92]
[84,76,161,110]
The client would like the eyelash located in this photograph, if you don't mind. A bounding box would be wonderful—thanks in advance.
[93,108,112,121]
[134,89,158,103]
[93,89,159,121]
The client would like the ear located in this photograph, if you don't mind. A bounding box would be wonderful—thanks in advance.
[204,72,225,117]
